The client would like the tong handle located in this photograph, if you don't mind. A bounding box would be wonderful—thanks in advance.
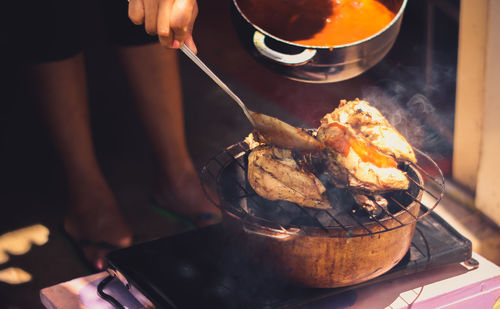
[180,45,256,126]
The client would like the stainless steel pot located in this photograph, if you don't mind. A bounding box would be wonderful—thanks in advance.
[231,0,408,83]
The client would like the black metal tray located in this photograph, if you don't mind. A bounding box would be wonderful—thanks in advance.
[106,210,472,308]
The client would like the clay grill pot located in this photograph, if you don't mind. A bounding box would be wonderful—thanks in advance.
[223,193,420,287]
[223,168,422,287]
[210,146,425,288]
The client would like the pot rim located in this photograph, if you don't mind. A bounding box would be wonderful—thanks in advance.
[232,0,408,49]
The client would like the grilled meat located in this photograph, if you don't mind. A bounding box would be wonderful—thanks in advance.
[246,98,414,208]
[321,99,416,163]
[316,121,410,193]
[247,145,331,209]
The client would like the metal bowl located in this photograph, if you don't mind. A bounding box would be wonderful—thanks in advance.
[231,0,408,83]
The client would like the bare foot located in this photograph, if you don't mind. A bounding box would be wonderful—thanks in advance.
[63,184,133,270]
[155,169,221,228]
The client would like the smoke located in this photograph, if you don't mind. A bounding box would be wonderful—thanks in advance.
[361,83,454,157]
[407,93,436,115]
[361,84,423,146]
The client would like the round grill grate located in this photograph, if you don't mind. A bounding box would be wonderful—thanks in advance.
[201,140,445,238]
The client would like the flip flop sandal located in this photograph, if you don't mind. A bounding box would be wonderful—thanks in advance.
[150,201,221,230]
[59,226,128,273]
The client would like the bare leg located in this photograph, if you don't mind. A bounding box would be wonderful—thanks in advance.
[117,43,220,226]
[33,53,132,269]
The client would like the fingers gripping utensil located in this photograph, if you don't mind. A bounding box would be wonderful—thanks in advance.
[180,45,324,152]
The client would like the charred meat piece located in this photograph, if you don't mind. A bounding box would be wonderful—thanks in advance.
[321,99,416,163]
[247,146,331,209]
[316,121,410,193]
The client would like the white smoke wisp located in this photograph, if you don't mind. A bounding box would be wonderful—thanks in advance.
[361,86,426,150]
[360,84,454,157]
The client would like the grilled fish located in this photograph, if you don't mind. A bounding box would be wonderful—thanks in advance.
[250,112,325,152]
[247,145,331,209]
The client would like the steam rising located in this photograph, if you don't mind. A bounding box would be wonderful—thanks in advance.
[361,85,453,157]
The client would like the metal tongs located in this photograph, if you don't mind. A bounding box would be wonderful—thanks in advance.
[180,45,323,152]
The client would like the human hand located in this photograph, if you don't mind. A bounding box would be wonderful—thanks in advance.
[128,0,198,53]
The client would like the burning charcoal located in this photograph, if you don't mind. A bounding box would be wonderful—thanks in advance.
[374,195,389,209]
[315,210,337,228]
[273,200,308,226]
[325,187,356,216]
[352,194,389,219]
[245,194,309,227]
[288,208,320,227]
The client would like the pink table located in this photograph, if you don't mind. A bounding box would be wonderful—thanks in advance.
[40,252,500,309]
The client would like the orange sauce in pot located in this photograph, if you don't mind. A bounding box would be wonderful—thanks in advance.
[238,0,396,47]
[296,0,395,46]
